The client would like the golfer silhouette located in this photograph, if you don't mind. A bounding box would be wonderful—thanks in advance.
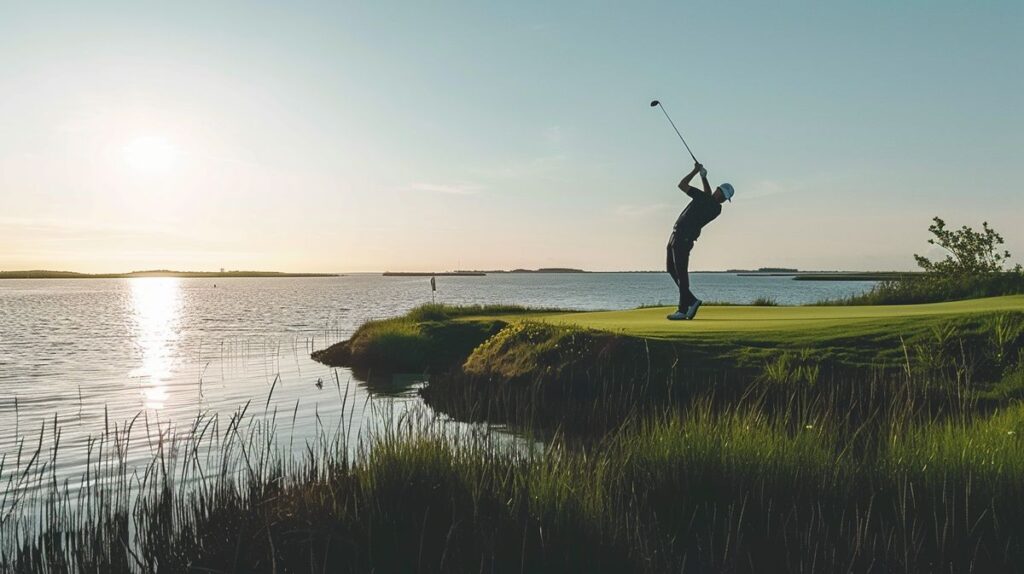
[666,162,734,320]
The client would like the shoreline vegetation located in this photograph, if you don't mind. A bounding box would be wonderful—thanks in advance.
[0,269,340,279]
[6,295,1024,571]
[312,297,1024,432]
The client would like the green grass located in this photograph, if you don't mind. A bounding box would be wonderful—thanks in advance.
[508,296,1021,366]
[529,295,1024,340]
[7,296,1024,571]
[447,296,1024,375]
[409,297,1024,436]
[319,298,1024,377]
[310,298,1024,434]
[312,303,573,373]
[7,298,1024,569]
[6,375,1024,572]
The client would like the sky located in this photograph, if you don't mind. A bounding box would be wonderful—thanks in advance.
[1,1,1021,273]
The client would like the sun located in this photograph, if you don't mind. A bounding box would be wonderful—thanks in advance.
[122,136,178,173]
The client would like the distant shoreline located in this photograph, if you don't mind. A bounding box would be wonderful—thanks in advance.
[383,272,486,277]
[383,270,904,278]
[383,268,587,277]
[0,270,339,279]
[0,269,908,280]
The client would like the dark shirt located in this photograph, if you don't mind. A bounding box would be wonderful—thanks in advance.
[672,186,721,242]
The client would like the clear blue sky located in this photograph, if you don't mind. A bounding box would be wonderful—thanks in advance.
[1,1,1021,272]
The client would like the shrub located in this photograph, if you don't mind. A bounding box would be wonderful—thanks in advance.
[826,217,1024,305]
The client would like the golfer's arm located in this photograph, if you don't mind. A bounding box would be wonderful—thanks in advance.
[678,170,699,196]
[700,173,712,196]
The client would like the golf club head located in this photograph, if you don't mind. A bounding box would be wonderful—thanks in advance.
[650,100,660,107]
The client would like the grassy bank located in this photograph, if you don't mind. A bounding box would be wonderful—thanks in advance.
[531,295,1024,341]
[312,304,566,374]
[5,373,1024,572]
[314,298,1024,433]
[317,297,1024,372]
[5,300,1024,570]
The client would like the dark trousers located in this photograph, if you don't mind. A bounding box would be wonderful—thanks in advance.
[667,236,696,311]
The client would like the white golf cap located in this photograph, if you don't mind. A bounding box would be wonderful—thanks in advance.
[718,183,735,202]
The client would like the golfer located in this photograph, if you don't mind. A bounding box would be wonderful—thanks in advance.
[666,162,734,320]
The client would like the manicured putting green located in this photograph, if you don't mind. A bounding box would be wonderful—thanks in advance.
[531,296,1024,341]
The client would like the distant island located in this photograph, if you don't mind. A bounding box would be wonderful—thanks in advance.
[726,267,800,273]
[384,268,587,277]
[383,272,486,277]
[506,268,587,274]
[792,272,918,282]
[0,270,339,279]
[726,270,917,281]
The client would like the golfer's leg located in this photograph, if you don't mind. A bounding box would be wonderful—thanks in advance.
[677,242,695,308]
[679,240,696,304]
[666,245,679,286]
[672,245,691,310]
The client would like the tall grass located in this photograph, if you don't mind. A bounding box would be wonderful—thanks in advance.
[404,303,574,322]
[4,309,1024,571]
[3,361,1024,571]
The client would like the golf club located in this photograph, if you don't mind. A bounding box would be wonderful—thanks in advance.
[650,100,698,164]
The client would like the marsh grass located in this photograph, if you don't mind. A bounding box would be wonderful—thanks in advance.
[5,312,1024,571]
[4,370,1024,572]
[404,303,575,322]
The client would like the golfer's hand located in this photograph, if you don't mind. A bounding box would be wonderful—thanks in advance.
[693,162,703,174]
[699,166,708,178]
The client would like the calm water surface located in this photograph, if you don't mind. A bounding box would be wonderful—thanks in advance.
[0,273,874,492]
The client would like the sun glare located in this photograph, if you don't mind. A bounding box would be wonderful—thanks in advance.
[128,277,182,410]
[122,136,178,173]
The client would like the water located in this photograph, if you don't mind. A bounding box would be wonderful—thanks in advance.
[0,273,874,493]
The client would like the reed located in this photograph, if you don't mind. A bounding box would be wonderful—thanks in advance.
[3,354,1024,571]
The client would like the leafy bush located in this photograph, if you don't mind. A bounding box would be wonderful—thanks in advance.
[828,217,1023,305]
[914,216,1020,275]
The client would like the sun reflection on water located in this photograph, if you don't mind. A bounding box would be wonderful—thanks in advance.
[128,278,182,410]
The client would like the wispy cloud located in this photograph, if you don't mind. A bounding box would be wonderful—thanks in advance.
[0,216,184,239]
[613,203,670,217]
[469,154,567,181]
[740,180,791,200]
[406,182,483,195]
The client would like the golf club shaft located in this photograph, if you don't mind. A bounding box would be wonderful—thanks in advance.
[656,104,698,164]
